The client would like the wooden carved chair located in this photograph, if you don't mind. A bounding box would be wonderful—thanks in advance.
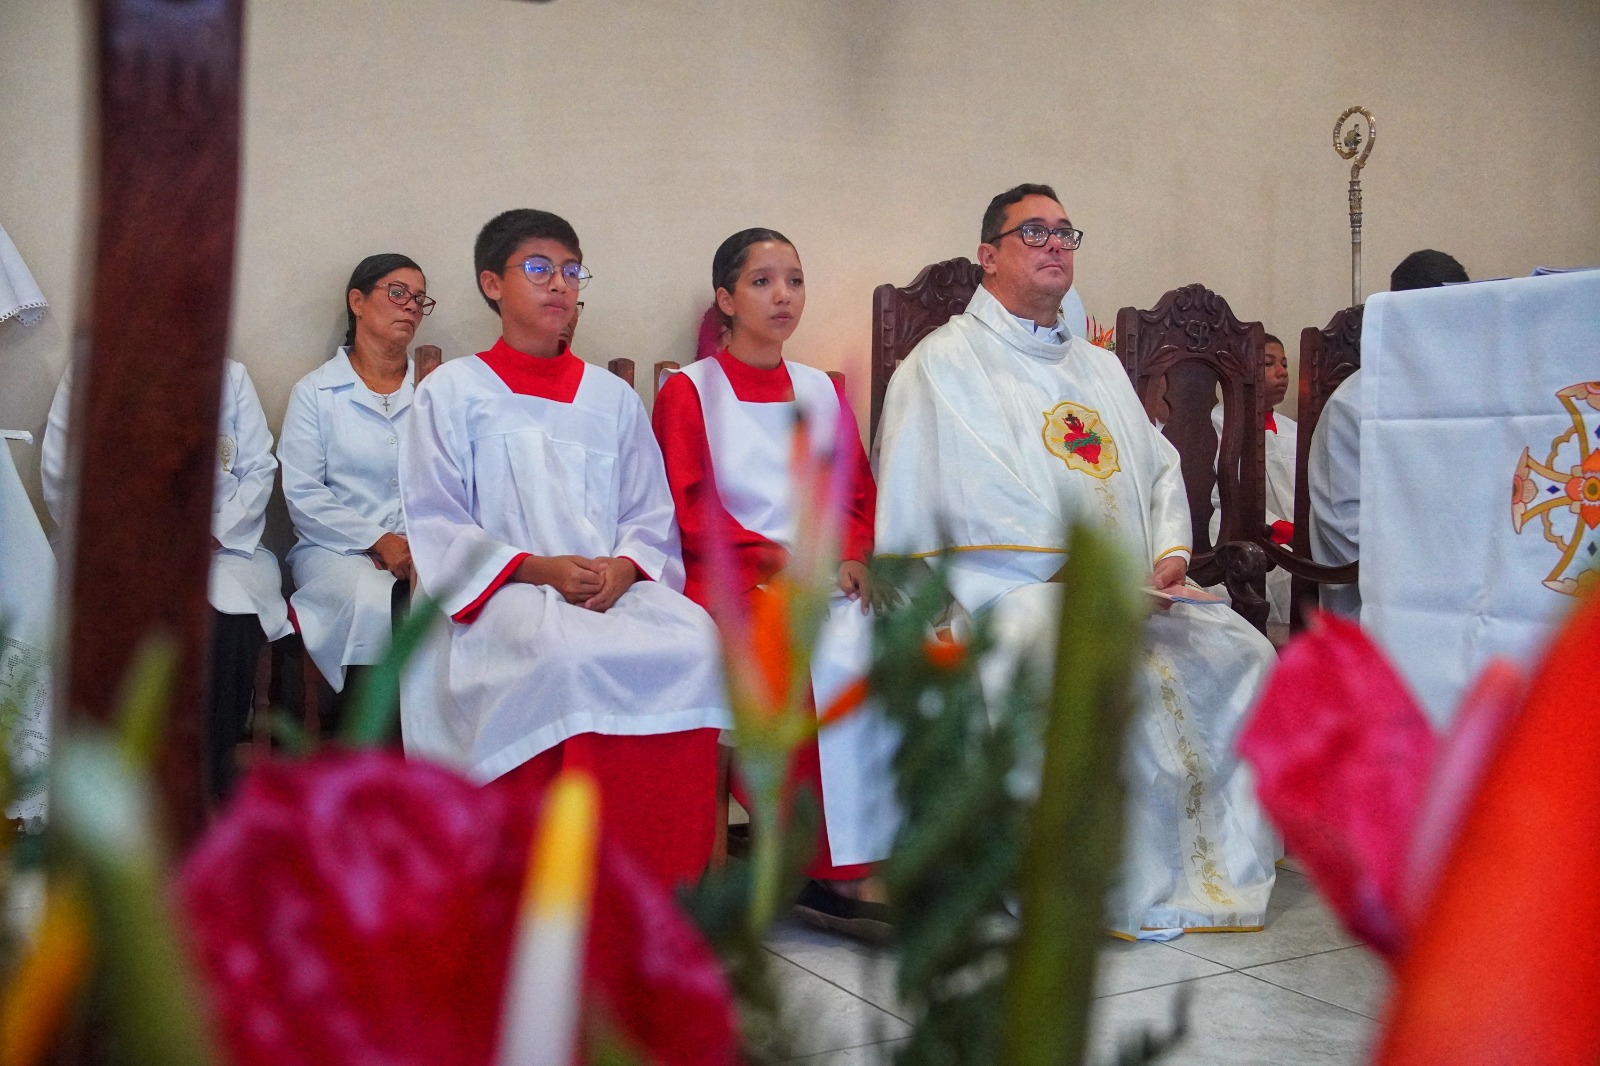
[870,257,984,439]
[1256,306,1362,630]
[1117,285,1272,634]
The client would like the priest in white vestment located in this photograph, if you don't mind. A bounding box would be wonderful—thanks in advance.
[43,359,292,799]
[876,185,1278,938]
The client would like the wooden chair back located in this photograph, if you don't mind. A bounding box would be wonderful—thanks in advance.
[1117,284,1271,632]
[870,257,984,438]
[1292,305,1362,541]
[1275,305,1363,627]
[607,358,636,387]
[655,360,681,397]
[414,344,443,384]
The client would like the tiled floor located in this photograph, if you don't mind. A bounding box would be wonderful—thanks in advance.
[766,863,1387,1065]
[7,860,1380,1064]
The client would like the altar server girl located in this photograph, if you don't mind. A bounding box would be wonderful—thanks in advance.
[279,254,429,715]
[399,209,728,888]
[653,228,900,935]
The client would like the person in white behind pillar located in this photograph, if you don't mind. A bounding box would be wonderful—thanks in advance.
[874,183,1278,939]
[279,254,430,719]
[42,357,291,800]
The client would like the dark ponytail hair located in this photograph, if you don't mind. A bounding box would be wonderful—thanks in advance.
[344,253,423,348]
[710,228,794,327]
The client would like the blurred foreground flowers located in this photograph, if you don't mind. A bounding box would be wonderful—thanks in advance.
[2,391,1220,1065]
[1239,595,1600,1064]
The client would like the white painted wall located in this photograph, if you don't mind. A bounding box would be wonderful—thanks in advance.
[4,0,1598,548]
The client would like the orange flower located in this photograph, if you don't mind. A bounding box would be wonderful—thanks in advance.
[924,636,967,672]
[0,884,92,1066]
[1086,316,1116,352]
[817,679,868,728]
[747,583,797,711]
[1564,449,1600,529]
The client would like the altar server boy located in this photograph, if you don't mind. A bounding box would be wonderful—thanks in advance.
[399,209,729,887]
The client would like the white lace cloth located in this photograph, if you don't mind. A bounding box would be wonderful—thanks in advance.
[0,224,47,327]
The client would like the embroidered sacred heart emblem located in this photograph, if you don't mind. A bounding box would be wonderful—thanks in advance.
[1042,400,1120,480]
[1510,381,1600,597]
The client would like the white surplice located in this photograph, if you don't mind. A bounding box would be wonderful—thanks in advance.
[876,284,1277,937]
[678,355,900,868]
[399,351,729,783]
[41,360,291,641]
[1209,404,1298,624]
[1308,370,1362,618]
[279,349,413,690]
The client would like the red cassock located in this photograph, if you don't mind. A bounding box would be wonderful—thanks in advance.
[653,350,894,879]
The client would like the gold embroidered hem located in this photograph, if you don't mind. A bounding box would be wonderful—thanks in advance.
[875,544,1068,560]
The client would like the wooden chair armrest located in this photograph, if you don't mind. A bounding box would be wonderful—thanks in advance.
[1257,539,1358,585]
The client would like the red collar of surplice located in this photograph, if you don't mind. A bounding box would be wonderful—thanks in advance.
[479,337,585,402]
[1264,410,1278,433]
[712,348,795,403]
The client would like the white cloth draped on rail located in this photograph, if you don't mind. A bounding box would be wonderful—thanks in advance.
[1359,270,1600,726]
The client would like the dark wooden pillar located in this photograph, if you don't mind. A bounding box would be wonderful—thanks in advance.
[60,0,244,850]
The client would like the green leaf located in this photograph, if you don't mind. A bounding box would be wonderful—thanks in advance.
[340,595,438,748]
[1000,525,1143,1066]
[114,633,180,770]
[52,736,217,1065]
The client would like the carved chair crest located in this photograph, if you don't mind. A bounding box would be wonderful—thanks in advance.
[870,257,984,437]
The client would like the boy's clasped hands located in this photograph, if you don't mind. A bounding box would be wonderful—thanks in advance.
[516,554,638,612]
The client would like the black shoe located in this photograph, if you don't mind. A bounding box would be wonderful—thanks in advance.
[793,880,893,944]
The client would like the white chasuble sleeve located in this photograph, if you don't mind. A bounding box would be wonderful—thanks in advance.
[1144,426,1193,568]
[610,391,686,591]
[876,335,1064,559]
[211,363,275,554]
[401,371,526,621]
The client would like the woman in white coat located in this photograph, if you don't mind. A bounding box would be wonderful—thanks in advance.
[278,254,432,716]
